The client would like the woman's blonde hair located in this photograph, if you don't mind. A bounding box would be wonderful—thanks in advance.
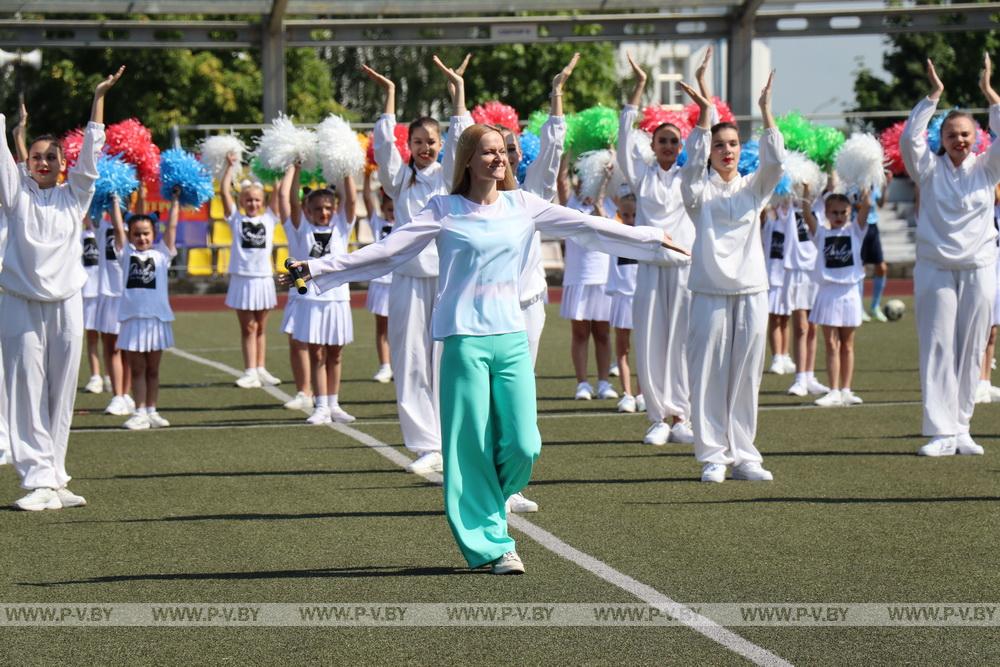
[451,124,518,195]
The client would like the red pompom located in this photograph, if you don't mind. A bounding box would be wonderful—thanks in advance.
[61,128,84,171]
[105,118,161,186]
[471,100,520,135]
[975,126,992,155]
[684,96,734,128]
[394,124,411,164]
[638,106,693,138]
[880,121,906,176]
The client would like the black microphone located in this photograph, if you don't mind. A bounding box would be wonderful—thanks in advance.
[284,258,308,294]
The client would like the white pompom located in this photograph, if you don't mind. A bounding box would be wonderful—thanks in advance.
[783,151,825,200]
[575,149,620,202]
[199,135,247,184]
[255,114,319,174]
[834,133,886,192]
[636,131,656,166]
[316,114,366,184]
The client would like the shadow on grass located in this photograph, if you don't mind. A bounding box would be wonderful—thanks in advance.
[529,476,695,486]
[79,468,406,481]
[599,450,916,459]
[632,496,1000,506]
[59,509,444,525]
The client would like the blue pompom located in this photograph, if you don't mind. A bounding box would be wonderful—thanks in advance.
[160,148,215,208]
[676,144,688,168]
[437,131,448,164]
[738,139,760,176]
[88,153,139,221]
[773,173,793,196]
[517,131,541,183]
[927,112,947,154]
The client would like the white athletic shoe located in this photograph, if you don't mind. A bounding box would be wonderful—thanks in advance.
[306,406,332,425]
[596,380,619,400]
[491,551,525,575]
[989,385,1000,402]
[103,375,112,393]
[617,394,637,413]
[806,377,830,395]
[124,394,136,414]
[405,451,443,474]
[787,381,808,397]
[781,356,797,374]
[731,461,774,481]
[257,368,282,386]
[104,395,131,416]
[609,363,620,377]
[669,421,695,445]
[635,394,646,412]
[860,309,872,323]
[328,404,356,424]
[146,411,171,428]
[506,492,539,513]
[841,389,863,406]
[84,374,104,394]
[14,488,62,511]
[643,422,670,446]
[373,365,393,383]
[917,436,957,457]
[235,369,262,389]
[283,392,313,410]
[701,463,726,483]
[815,389,843,407]
[123,414,151,430]
[0,448,9,466]
[574,381,594,400]
[975,381,992,404]
[993,358,998,371]
[768,357,786,375]
[956,433,985,456]
[56,487,87,508]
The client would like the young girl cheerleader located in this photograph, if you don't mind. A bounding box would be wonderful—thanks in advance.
[276,169,313,411]
[763,206,793,376]
[901,55,1000,457]
[220,154,282,390]
[603,191,644,413]
[1,65,124,511]
[361,54,473,474]
[96,191,133,416]
[801,192,870,407]
[81,217,106,394]
[289,117,686,574]
[974,184,1000,404]
[679,51,785,484]
[110,190,179,430]
[281,163,357,425]
[361,169,394,384]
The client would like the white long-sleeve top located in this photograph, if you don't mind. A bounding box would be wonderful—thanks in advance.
[681,120,786,295]
[0,117,104,301]
[374,112,472,278]
[780,203,817,271]
[900,96,1000,269]
[308,190,673,340]
[518,114,566,302]
[618,104,695,268]
[605,255,638,298]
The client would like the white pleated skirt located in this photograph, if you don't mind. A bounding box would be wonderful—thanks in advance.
[560,284,612,322]
[118,317,174,352]
[782,268,819,313]
[809,282,862,328]
[225,275,277,311]
[609,293,634,330]
[291,300,354,346]
[83,296,100,331]
[767,286,790,316]
[95,294,122,335]
[281,296,299,334]
[366,282,391,317]
[994,260,1000,326]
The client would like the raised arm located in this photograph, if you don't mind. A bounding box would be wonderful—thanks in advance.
[278,163,296,226]
[0,115,19,209]
[626,52,647,108]
[341,174,358,224]
[556,152,571,206]
[220,152,239,218]
[695,46,713,101]
[361,64,395,117]
[12,100,27,163]
[90,66,125,126]
[433,54,468,118]
[164,186,180,254]
[749,72,786,198]
[799,186,818,236]
[368,69,404,200]
[362,169,377,220]
[551,52,578,118]
[981,52,1000,107]
[109,196,126,253]
[900,60,943,182]
[855,190,871,232]
[434,55,474,186]
[618,53,647,190]
[677,81,713,210]
[979,53,1000,184]
[523,53,576,199]
[69,73,116,211]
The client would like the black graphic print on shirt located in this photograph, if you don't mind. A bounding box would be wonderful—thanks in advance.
[378,223,392,240]
[823,235,854,269]
[240,220,267,249]
[83,237,100,266]
[795,212,809,242]
[126,256,157,289]
[617,256,638,266]
[104,228,119,260]
[309,231,332,258]
[769,230,785,260]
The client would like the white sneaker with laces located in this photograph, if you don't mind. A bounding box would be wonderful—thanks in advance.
[491,551,525,575]
[103,375,113,393]
[635,394,646,412]
[306,406,332,425]
[405,451,443,474]
[123,413,151,430]
[956,433,985,456]
[787,381,808,397]
[669,421,694,444]
[781,356,797,374]
[918,436,957,457]
[283,392,312,410]
[596,380,619,400]
[617,394,636,413]
[815,389,843,407]
[506,492,539,513]
[574,381,594,400]
[768,357,786,375]
[104,395,131,416]
[373,365,393,383]
[989,385,1000,402]
[235,369,262,389]
[257,368,282,386]
[731,461,774,481]
[806,377,830,395]
[701,463,726,483]
[146,411,171,428]
[124,394,136,414]
[609,363,620,377]
[328,404,356,424]
[643,422,670,446]
[841,389,863,406]
[975,381,992,404]
[84,375,104,394]
[56,487,87,508]
[14,488,62,511]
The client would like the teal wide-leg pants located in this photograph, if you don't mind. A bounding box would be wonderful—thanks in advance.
[439,332,542,568]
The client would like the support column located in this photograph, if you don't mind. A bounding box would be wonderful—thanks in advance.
[727,0,763,136]
[262,0,288,121]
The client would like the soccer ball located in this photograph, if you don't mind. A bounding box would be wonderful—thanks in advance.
[883,299,905,321]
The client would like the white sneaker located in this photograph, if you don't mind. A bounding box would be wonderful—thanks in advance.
[787,380,808,397]
[103,375,113,393]
[405,451,443,474]
[0,448,9,465]
[328,404,356,424]
[635,394,646,412]
[257,368,282,386]
[146,411,171,428]
[617,394,636,413]
[574,381,594,400]
[993,358,997,371]
[643,422,670,446]
[815,389,843,407]
[104,395,131,416]
[596,380,619,400]
[123,394,136,414]
[989,385,1000,402]
[806,377,830,395]
[56,487,87,508]
[235,369,262,389]
[768,357,786,375]
[283,392,312,410]
[506,492,539,513]
[123,413,151,430]
[701,463,726,483]
[731,461,774,481]
[975,381,991,404]
[84,375,104,394]
[14,488,62,511]
[491,551,525,575]
[841,389,863,406]
[860,309,872,323]
[917,436,957,457]
[956,433,985,456]
[669,421,695,444]
[373,365,393,383]
[609,363,620,377]
[781,356,797,374]
[306,406,332,425]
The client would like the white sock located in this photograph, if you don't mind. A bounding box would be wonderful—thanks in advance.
[979,379,991,388]
[807,371,816,380]
[378,363,390,371]
[328,394,339,407]
[245,368,256,376]
[842,387,851,394]
[314,395,328,408]
[147,405,156,414]
[795,372,807,383]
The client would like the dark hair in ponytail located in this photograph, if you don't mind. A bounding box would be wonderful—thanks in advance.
[407,116,441,185]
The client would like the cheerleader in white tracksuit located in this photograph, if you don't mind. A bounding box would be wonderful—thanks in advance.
[220,153,281,390]
[81,219,105,394]
[96,207,132,416]
[679,62,785,484]
[900,56,1000,457]
[361,56,472,474]
[617,51,700,446]
[111,191,178,430]
[361,169,394,384]
[0,66,123,510]
[0,208,8,466]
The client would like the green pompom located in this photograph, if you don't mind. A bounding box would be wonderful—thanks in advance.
[526,109,550,136]
[812,125,845,170]
[251,156,284,184]
[567,105,618,156]
[776,112,817,158]
[300,165,326,185]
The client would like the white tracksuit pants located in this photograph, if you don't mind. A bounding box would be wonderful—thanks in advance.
[687,291,767,466]
[387,274,441,454]
[0,291,83,490]
[633,263,691,424]
[522,296,547,367]
[0,335,9,463]
[914,261,996,437]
